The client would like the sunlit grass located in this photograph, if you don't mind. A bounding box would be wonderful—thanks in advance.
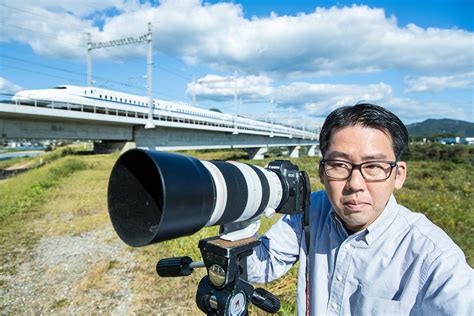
[0,157,88,220]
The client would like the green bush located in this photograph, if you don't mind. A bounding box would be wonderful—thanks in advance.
[407,143,473,163]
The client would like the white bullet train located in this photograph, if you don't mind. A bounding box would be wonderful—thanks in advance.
[12,85,316,138]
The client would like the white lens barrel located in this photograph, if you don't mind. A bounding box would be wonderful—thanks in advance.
[228,162,263,222]
[201,160,284,227]
[254,165,283,213]
[201,161,228,226]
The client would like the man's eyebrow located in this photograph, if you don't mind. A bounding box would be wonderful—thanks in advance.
[361,154,389,160]
[324,151,349,160]
[325,152,389,160]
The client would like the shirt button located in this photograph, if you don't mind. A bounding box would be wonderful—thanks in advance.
[331,302,338,310]
[336,273,342,281]
[366,236,373,242]
[344,244,351,250]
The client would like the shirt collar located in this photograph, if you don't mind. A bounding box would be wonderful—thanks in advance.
[363,194,399,246]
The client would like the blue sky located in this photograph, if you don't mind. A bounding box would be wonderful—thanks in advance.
[0,0,473,127]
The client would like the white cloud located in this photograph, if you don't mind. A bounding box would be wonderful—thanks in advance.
[387,97,473,123]
[1,1,472,76]
[186,74,273,101]
[0,77,23,94]
[405,71,474,92]
[275,82,392,111]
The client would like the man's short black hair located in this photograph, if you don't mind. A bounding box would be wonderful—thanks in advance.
[319,103,408,160]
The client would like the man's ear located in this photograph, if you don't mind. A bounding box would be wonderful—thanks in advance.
[394,161,407,189]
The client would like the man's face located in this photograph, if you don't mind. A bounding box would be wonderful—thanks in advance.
[320,125,407,233]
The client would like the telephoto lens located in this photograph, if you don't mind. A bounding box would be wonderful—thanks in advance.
[108,149,291,247]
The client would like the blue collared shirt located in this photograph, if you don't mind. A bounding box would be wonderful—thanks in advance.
[247,191,473,315]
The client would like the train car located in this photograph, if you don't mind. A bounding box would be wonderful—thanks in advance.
[12,85,315,138]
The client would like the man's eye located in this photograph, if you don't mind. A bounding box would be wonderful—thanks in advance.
[364,163,386,170]
[365,164,380,169]
[331,162,350,169]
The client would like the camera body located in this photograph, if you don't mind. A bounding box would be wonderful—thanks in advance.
[266,160,311,216]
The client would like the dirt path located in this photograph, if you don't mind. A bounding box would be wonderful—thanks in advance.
[4,159,39,171]
[1,227,133,313]
[0,222,200,314]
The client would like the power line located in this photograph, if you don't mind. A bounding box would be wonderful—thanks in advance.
[0,3,54,19]
[154,64,193,81]
[0,23,60,39]
[1,54,86,77]
[1,64,84,84]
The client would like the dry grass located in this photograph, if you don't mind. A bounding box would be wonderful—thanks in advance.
[75,260,121,291]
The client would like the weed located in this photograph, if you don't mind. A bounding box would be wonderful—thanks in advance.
[49,298,69,310]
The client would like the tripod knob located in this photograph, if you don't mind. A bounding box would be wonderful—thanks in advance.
[156,256,194,277]
[252,287,281,313]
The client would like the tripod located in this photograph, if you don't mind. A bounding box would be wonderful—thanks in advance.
[156,235,280,315]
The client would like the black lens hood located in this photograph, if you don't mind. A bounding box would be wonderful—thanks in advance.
[108,149,216,247]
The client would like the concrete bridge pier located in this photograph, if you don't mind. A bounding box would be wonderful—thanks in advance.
[306,144,317,157]
[288,145,300,158]
[94,141,136,154]
[246,147,268,160]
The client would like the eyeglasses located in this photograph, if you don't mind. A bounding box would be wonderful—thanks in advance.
[320,159,398,182]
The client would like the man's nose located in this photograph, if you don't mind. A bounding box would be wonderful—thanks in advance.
[346,168,366,191]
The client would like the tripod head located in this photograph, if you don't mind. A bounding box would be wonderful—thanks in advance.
[157,234,280,315]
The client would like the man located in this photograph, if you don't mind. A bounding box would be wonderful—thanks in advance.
[247,103,473,315]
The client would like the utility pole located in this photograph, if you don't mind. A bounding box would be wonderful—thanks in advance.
[270,96,274,138]
[86,23,155,128]
[87,33,92,87]
[145,22,154,128]
[233,73,238,134]
[192,75,196,107]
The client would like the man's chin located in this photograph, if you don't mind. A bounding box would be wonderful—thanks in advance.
[337,211,370,232]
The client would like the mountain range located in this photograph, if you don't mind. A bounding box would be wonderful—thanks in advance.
[406,119,474,138]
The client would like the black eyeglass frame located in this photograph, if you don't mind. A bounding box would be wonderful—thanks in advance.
[319,159,399,182]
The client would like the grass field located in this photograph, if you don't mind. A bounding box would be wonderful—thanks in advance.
[0,148,472,314]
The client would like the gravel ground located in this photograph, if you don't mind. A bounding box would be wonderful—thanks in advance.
[0,224,199,315]
[1,228,137,314]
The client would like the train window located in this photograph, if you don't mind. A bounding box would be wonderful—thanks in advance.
[100,95,102,98]
[90,90,93,94]
[84,90,87,94]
